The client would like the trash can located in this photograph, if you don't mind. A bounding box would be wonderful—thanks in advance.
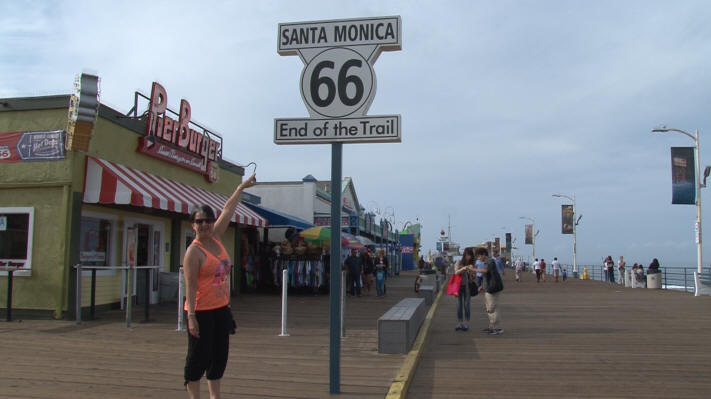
[625,269,632,287]
[647,272,662,289]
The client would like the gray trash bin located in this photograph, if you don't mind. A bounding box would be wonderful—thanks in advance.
[647,272,662,289]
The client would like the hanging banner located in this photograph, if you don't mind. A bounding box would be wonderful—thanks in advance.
[505,233,512,259]
[126,227,137,268]
[561,204,574,234]
[525,224,533,245]
[671,147,695,205]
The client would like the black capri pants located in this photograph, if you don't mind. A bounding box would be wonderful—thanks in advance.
[184,305,231,385]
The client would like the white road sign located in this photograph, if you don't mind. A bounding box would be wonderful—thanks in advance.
[274,115,400,144]
[276,16,401,145]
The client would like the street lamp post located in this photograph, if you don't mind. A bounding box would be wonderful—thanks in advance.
[519,216,536,260]
[652,127,705,294]
[553,194,580,278]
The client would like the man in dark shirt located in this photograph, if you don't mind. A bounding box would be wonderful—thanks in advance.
[473,247,504,335]
[344,249,364,296]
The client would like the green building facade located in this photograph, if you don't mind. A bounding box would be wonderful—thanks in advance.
[0,90,264,319]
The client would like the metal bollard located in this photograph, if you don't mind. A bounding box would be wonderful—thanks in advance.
[6,269,13,322]
[279,269,289,336]
[126,267,133,328]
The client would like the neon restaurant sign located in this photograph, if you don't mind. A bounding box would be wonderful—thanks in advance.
[135,82,223,182]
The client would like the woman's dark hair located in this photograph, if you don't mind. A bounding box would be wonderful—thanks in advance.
[474,247,488,258]
[190,205,216,222]
[461,247,475,265]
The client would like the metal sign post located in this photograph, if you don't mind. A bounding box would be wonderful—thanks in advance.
[276,16,402,394]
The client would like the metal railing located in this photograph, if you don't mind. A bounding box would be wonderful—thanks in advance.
[74,264,161,327]
[0,266,21,321]
[559,264,704,293]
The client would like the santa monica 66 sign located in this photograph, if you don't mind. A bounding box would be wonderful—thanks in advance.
[275,16,401,144]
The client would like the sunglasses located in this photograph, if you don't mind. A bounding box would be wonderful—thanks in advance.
[193,218,215,225]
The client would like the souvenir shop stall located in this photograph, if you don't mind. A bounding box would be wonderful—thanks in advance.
[269,237,329,294]
[241,203,327,294]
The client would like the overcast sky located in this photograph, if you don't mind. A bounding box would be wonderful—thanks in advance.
[3,0,711,267]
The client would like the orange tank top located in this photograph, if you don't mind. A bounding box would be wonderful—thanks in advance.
[184,237,232,312]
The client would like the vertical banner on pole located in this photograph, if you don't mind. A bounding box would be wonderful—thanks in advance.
[671,147,696,205]
[505,233,512,261]
[561,205,574,234]
[276,16,402,395]
[525,224,533,245]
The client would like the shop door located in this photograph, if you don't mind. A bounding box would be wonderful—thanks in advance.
[125,219,163,305]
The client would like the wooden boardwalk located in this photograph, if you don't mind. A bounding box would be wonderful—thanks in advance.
[0,271,420,399]
[408,270,711,399]
[3,269,711,398]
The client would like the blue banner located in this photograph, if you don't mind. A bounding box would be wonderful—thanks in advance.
[671,147,695,205]
[399,234,415,270]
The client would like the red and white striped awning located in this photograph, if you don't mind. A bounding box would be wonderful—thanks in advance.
[82,156,267,227]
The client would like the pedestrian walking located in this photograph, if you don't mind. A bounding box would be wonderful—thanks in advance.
[552,257,561,282]
[618,256,626,285]
[534,258,541,283]
[495,252,505,276]
[344,249,364,296]
[374,249,389,297]
[362,249,375,295]
[472,247,504,335]
[453,247,478,331]
[562,268,567,281]
[514,256,524,282]
[540,259,547,282]
[182,173,256,399]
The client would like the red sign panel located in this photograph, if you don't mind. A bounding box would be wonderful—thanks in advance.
[137,82,222,182]
[0,130,65,163]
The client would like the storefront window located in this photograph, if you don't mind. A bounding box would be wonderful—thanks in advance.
[0,207,34,273]
[80,216,112,266]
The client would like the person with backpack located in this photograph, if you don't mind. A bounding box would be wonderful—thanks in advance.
[472,247,504,335]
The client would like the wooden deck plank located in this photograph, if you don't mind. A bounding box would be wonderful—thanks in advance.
[5,268,710,398]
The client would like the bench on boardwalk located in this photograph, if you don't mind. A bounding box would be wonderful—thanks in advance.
[694,272,711,296]
[378,297,426,354]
